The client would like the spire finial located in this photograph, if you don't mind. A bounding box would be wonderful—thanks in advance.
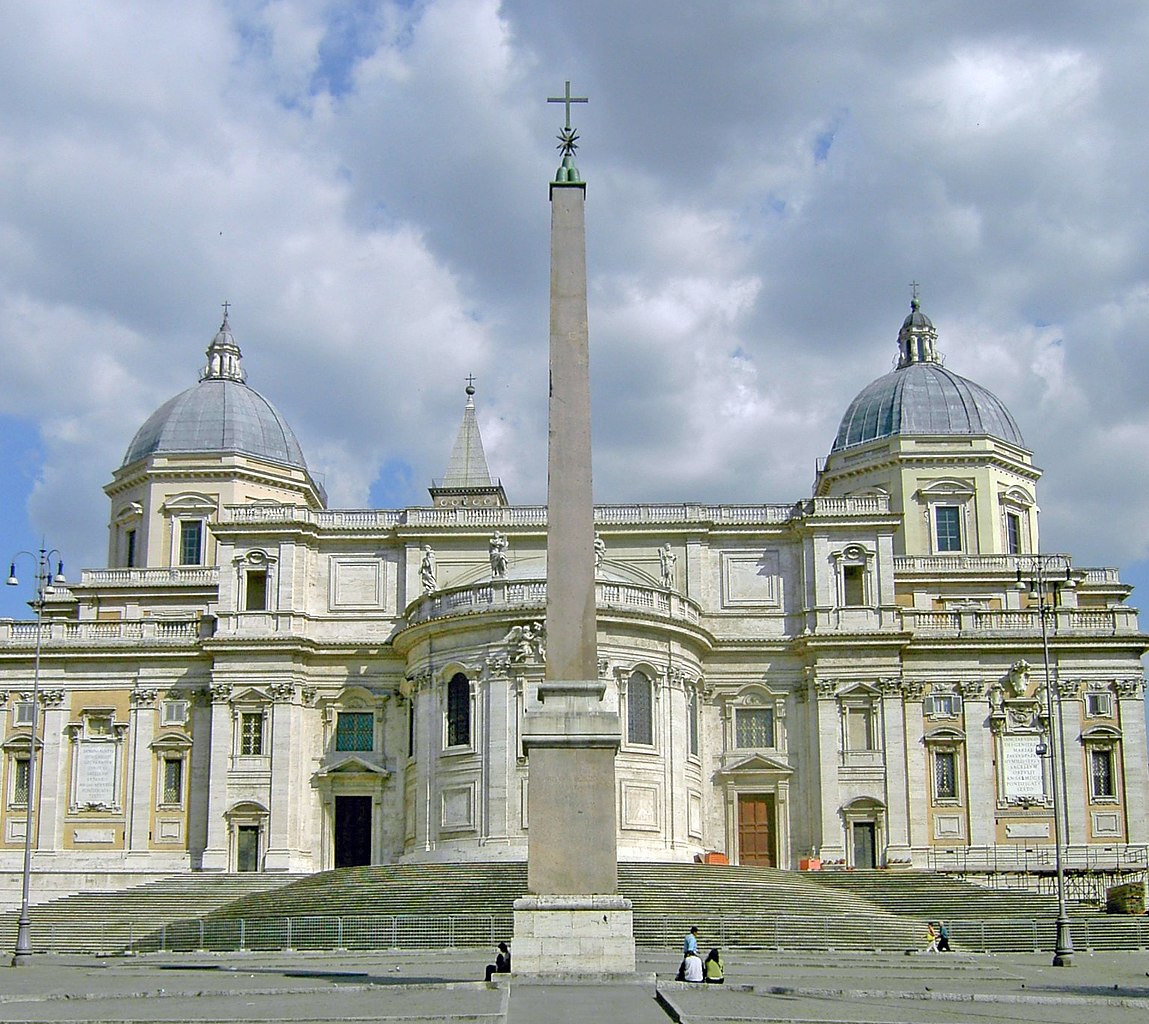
[221,299,231,321]
[548,80,588,183]
[465,373,477,396]
[909,280,920,309]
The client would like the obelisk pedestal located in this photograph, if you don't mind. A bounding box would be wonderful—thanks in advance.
[511,89,635,975]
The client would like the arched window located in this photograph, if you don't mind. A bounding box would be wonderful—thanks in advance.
[446,673,471,748]
[627,671,654,746]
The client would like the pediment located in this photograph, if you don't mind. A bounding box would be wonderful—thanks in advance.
[717,752,793,775]
[312,754,390,780]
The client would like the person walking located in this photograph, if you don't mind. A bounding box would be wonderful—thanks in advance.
[936,921,951,952]
[676,926,700,980]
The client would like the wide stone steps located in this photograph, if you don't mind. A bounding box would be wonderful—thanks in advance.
[0,874,295,955]
[4,863,1146,955]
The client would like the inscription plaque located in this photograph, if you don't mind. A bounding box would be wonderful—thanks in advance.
[75,742,118,806]
[1000,735,1045,801]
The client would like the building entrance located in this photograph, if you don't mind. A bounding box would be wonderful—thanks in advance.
[737,793,776,866]
[236,825,261,872]
[852,821,876,868]
[335,795,372,868]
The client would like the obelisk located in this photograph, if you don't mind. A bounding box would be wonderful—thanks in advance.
[511,83,635,975]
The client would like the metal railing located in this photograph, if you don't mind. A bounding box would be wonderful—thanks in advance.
[12,909,1149,956]
[928,844,1149,873]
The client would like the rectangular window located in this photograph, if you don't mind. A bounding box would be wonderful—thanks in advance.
[935,506,962,552]
[687,690,699,757]
[407,701,415,758]
[336,712,374,752]
[125,528,137,568]
[925,693,962,718]
[1085,692,1112,718]
[12,757,29,807]
[162,758,183,804]
[1006,512,1022,555]
[162,701,188,726]
[1091,749,1116,799]
[179,520,204,566]
[842,564,865,606]
[13,702,34,727]
[240,712,264,756]
[933,750,958,800]
[446,675,471,748]
[245,570,269,611]
[845,706,876,751]
[735,707,774,748]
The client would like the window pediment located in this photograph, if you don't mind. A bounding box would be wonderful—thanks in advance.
[1080,725,1122,742]
[312,754,390,780]
[716,752,792,775]
[923,726,965,743]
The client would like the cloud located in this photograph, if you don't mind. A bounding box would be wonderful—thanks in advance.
[1,0,1148,617]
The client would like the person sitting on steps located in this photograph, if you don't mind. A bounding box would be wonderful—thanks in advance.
[485,941,510,982]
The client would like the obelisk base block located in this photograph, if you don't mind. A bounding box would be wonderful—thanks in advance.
[512,895,635,975]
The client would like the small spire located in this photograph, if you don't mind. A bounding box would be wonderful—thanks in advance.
[429,379,508,508]
[200,305,247,383]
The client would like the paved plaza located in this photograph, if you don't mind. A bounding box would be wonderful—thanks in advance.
[1,946,1148,1023]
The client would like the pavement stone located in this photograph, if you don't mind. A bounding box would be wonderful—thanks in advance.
[0,947,1146,1023]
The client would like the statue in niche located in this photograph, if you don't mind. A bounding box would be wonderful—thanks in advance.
[489,531,509,578]
[1006,659,1032,698]
[659,542,678,590]
[419,544,437,594]
[594,532,606,573]
[503,621,546,663]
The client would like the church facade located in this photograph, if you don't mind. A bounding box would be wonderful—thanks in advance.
[1,292,1147,898]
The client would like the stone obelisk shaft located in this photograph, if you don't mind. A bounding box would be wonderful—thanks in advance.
[544,183,597,685]
[514,95,633,974]
[524,179,620,898]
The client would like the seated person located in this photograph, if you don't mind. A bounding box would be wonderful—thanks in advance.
[704,948,724,984]
[485,941,511,982]
[683,951,704,983]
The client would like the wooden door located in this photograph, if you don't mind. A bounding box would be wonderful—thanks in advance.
[738,793,776,866]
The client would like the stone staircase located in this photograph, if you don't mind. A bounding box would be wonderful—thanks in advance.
[0,873,295,955]
[5,863,1147,955]
[808,868,1149,952]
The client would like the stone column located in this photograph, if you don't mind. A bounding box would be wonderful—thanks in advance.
[513,128,634,975]
[36,692,68,853]
[126,688,158,854]
[814,681,846,863]
[200,686,233,870]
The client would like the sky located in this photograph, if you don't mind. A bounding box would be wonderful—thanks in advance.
[0,0,1148,624]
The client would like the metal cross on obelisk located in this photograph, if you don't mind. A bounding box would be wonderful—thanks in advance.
[512,82,635,976]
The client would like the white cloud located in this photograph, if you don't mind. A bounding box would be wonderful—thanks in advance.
[0,0,1148,614]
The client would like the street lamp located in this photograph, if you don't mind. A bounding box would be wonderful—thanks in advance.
[6,546,65,967]
[1015,554,1075,968]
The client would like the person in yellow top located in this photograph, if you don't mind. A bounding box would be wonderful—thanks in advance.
[704,948,724,984]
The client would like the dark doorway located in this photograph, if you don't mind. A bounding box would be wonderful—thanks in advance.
[335,795,373,868]
[737,793,776,866]
[236,825,261,872]
[852,822,877,868]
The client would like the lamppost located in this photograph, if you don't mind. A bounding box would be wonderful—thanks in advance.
[1015,553,1075,968]
[6,546,65,967]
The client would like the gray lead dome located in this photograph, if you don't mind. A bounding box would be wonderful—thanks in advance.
[830,298,1025,452]
[121,315,310,470]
